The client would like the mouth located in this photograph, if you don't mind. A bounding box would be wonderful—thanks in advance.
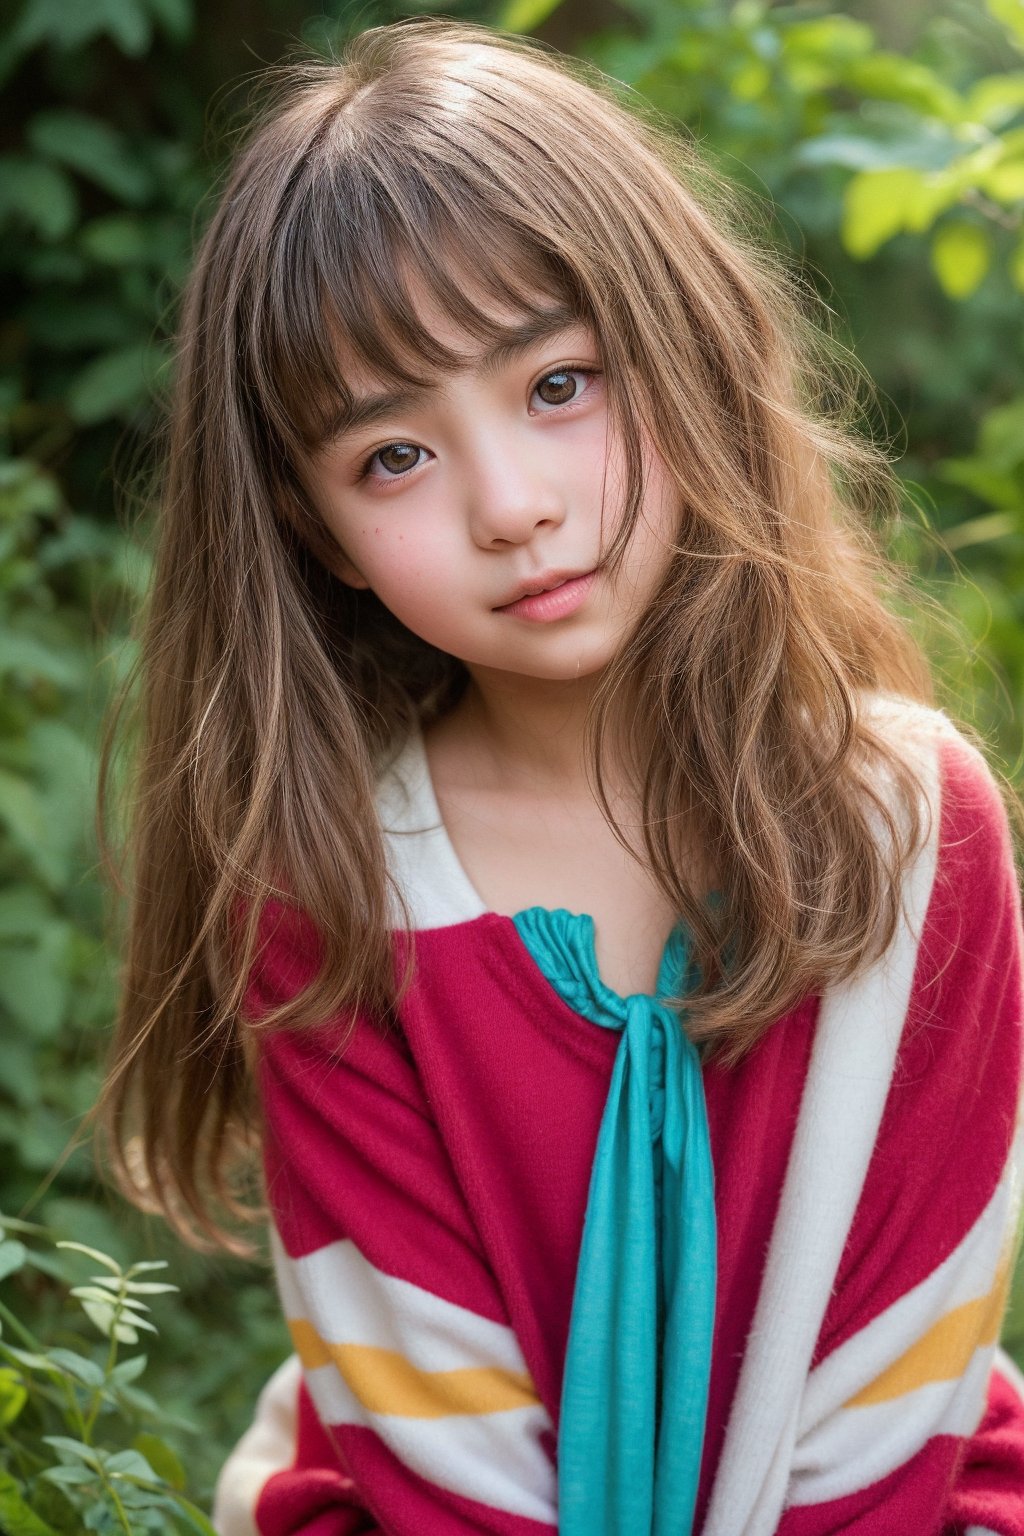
[494,568,598,623]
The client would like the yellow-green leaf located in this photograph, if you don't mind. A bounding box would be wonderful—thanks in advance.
[842,168,924,258]
[980,156,1024,204]
[931,221,992,298]
[988,0,1024,49]
[499,0,563,32]
[1010,236,1024,291]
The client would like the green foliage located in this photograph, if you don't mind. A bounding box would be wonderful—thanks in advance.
[0,1217,215,1534]
[3,0,1024,1508]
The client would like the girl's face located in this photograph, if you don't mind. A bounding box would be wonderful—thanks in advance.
[306,291,680,685]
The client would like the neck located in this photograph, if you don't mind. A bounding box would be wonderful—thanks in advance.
[450,668,621,796]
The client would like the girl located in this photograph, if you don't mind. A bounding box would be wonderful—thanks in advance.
[100,17,1024,1536]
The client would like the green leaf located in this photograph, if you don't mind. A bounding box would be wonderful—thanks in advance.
[10,0,153,56]
[842,167,923,258]
[0,156,77,241]
[1011,236,1024,292]
[46,1348,105,1387]
[0,631,86,689]
[165,1496,219,1535]
[56,1241,121,1273]
[0,1472,60,1536]
[932,221,992,298]
[146,0,193,43]
[967,72,1024,127]
[27,110,153,203]
[844,53,966,122]
[0,931,73,1040]
[0,1239,28,1281]
[42,1434,101,1466]
[988,0,1024,49]
[40,1465,97,1487]
[104,1448,157,1479]
[980,154,1024,204]
[499,0,564,31]
[66,343,155,424]
[133,1434,185,1489]
[108,1353,147,1385]
[0,1368,28,1427]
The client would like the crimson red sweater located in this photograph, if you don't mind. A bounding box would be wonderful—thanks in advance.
[215,706,1024,1535]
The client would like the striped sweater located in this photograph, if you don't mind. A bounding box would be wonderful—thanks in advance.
[214,702,1024,1534]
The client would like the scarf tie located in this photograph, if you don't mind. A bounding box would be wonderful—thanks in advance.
[512,907,717,1536]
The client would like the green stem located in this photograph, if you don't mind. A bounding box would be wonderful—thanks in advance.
[83,1326,119,1442]
[0,1296,42,1351]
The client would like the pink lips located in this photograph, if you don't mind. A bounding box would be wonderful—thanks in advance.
[496,571,597,622]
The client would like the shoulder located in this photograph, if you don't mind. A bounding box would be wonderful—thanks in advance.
[858,691,1016,872]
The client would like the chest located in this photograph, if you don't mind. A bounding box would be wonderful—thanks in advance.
[434,783,680,998]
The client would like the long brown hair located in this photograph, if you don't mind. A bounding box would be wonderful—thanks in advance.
[101,18,943,1249]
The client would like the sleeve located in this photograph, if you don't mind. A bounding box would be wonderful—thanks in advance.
[212,1356,377,1536]
[215,902,557,1536]
[775,732,1024,1534]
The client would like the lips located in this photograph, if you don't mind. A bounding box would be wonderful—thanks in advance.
[494,569,598,623]
[494,568,595,610]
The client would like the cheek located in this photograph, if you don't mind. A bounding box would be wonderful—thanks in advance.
[350,523,457,627]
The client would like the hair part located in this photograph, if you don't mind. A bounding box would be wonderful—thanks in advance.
[100,17,947,1249]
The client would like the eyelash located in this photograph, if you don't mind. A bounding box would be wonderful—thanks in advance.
[356,365,603,484]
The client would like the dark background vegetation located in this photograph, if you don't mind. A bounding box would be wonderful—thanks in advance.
[2,0,1024,1511]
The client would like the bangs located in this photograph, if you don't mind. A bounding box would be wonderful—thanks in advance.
[261,146,592,459]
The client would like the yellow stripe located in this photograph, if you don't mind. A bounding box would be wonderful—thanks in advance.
[846,1256,1012,1408]
[288,1318,540,1418]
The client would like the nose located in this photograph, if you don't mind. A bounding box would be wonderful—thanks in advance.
[464,433,568,549]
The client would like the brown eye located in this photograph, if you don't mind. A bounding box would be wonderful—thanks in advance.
[535,370,581,407]
[376,443,420,475]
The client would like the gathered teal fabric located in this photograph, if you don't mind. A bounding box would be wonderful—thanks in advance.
[512,907,716,1536]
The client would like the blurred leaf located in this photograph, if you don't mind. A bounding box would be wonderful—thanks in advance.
[980,152,1024,203]
[0,631,87,689]
[0,929,73,1039]
[28,110,154,204]
[0,157,77,241]
[0,887,54,940]
[66,343,156,424]
[841,167,927,257]
[133,1432,186,1487]
[931,221,992,298]
[0,1472,58,1536]
[499,0,563,29]
[10,0,153,56]
[0,1239,29,1281]
[943,512,1018,552]
[844,53,966,122]
[967,72,1024,127]
[988,0,1024,50]
[146,0,192,42]
[1011,236,1024,292]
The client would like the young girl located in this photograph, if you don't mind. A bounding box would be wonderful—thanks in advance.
[100,17,1024,1535]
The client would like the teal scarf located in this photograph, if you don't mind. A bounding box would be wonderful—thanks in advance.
[512,908,716,1536]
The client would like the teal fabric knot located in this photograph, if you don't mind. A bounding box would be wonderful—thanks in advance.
[512,907,716,1536]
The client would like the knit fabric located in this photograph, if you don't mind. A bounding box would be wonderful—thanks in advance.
[214,702,1024,1535]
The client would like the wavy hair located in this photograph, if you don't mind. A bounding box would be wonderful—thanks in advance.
[100,18,939,1248]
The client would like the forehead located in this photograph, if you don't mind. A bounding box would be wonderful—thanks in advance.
[318,260,592,442]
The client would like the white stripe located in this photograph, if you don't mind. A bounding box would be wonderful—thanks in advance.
[273,1232,532,1376]
[273,1233,557,1524]
[302,1359,557,1522]
[790,1338,995,1503]
[703,704,944,1536]
[377,731,487,929]
[797,1146,1018,1437]
[212,1354,303,1536]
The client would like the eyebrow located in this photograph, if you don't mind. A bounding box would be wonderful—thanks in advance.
[323,304,586,443]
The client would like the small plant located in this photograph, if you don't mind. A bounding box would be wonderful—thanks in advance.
[0,1214,216,1535]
